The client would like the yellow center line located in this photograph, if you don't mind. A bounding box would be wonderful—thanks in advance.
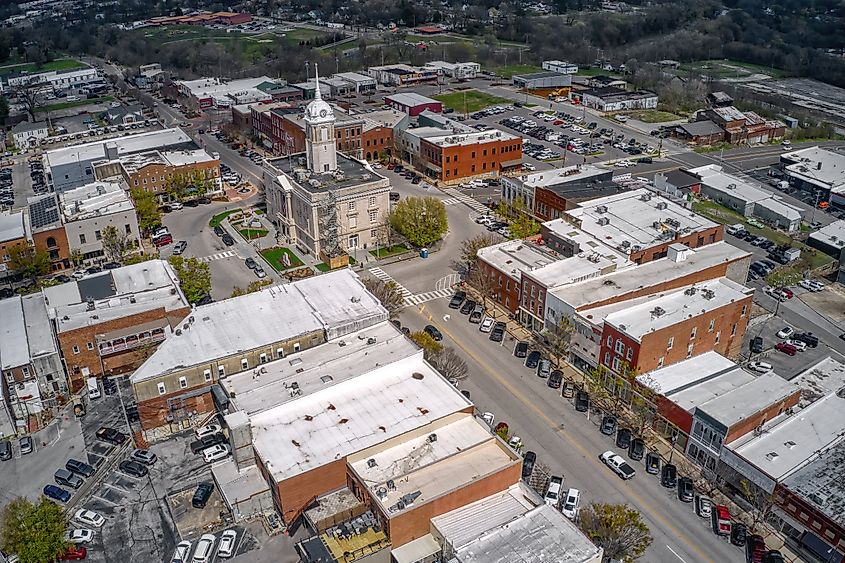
[419,305,715,563]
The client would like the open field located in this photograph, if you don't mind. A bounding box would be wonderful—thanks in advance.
[678,59,787,80]
[488,64,540,78]
[434,89,511,113]
[36,96,113,113]
[0,58,86,74]
[624,109,683,123]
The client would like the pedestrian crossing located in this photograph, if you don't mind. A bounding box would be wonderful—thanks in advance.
[198,250,236,263]
[405,288,454,306]
[441,198,460,206]
[442,188,491,214]
[368,267,413,298]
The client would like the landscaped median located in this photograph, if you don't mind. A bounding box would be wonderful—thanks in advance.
[260,247,303,271]
[208,208,241,228]
[369,244,410,259]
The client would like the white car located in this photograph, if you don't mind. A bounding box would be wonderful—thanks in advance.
[195,423,221,439]
[747,361,773,373]
[475,215,493,225]
[809,280,824,292]
[203,443,230,463]
[191,534,216,563]
[217,529,238,558]
[776,326,795,339]
[479,317,495,333]
[73,509,105,528]
[600,450,636,480]
[544,475,563,506]
[561,488,581,520]
[798,279,816,291]
[170,202,183,210]
[171,540,192,563]
[786,339,807,352]
[63,529,94,543]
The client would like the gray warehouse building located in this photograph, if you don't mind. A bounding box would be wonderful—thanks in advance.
[512,71,572,90]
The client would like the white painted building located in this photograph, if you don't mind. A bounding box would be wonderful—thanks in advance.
[542,60,579,74]
[11,120,49,150]
[424,60,481,80]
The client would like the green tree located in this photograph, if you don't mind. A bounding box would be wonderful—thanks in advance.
[130,188,162,233]
[579,503,652,561]
[389,196,447,248]
[362,277,405,319]
[101,225,133,263]
[1,496,68,563]
[0,95,9,122]
[509,212,540,239]
[168,256,211,304]
[459,232,498,273]
[9,243,50,282]
[542,315,574,369]
[409,330,443,362]
[165,170,215,202]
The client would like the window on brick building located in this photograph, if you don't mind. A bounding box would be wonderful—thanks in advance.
[741,304,747,317]
[686,343,693,358]
[260,353,267,364]
[615,340,624,354]
[218,365,225,377]
[731,323,737,336]
[87,342,93,350]
[626,347,633,361]
[157,382,166,395]
[667,336,673,350]
[179,376,187,389]
[606,335,613,347]
[709,319,715,332]
[241,358,248,370]
[204,369,211,382]
[72,345,80,354]
[690,327,697,339]
[604,352,610,366]
[715,331,721,344]
[657,356,665,368]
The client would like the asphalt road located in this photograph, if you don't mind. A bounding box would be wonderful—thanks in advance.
[399,299,743,563]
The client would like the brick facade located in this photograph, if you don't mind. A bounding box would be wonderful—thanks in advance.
[724,390,800,444]
[276,459,348,525]
[122,158,221,196]
[419,136,522,183]
[362,126,393,162]
[775,486,845,554]
[476,259,520,313]
[629,225,724,265]
[31,226,71,271]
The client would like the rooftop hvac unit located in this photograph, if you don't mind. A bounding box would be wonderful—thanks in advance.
[651,306,665,317]
[596,205,608,214]
[653,221,662,230]
[656,201,668,210]
[597,217,610,226]
[684,286,697,296]
[367,458,377,468]
[640,193,651,202]
[619,240,631,249]
[702,289,715,300]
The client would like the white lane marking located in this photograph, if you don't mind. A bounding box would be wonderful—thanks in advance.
[666,545,688,562]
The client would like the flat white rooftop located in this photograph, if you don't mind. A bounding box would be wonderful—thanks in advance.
[348,413,513,516]
[789,356,845,404]
[695,372,798,430]
[514,164,608,189]
[689,164,772,204]
[0,210,25,242]
[221,322,419,416]
[59,181,133,220]
[550,241,750,311]
[249,353,472,483]
[782,146,845,192]
[728,391,845,481]
[566,188,717,254]
[477,239,558,281]
[585,278,751,341]
[424,129,518,148]
[131,270,387,383]
[384,92,440,107]
[808,220,845,252]
[637,351,737,396]
[45,128,193,168]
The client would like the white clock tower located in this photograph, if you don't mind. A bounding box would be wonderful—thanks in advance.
[304,64,337,173]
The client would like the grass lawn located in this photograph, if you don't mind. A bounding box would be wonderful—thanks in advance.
[238,228,268,240]
[0,58,85,74]
[678,60,786,80]
[315,263,330,272]
[282,28,335,45]
[208,208,241,227]
[434,90,511,113]
[576,67,622,78]
[36,96,113,113]
[369,244,409,259]
[261,247,304,271]
[625,109,682,123]
[489,64,541,78]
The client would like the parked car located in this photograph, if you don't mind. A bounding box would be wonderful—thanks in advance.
[544,475,564,506]
[19,436,33,455]
[172,240,188,255]
[448,291,466,309]
[244,257,257,270]
[130,449,157,465]
[775,342,798,356]
[190,433,226,454]
[514,341,528,358]
[745,535,767,563]
[424,325,443,341]
[661,463,677,488]
[548,370,562,389]
[191,534,216,563]
[217,529,238,558]
[794,332,819,347]
[645,451,661,474]
[600,450,636,480]
[615,428,632,449]
[222,234,235,246]
[73,509,105,528]
[479,317,495,333]
[468,305,484,324]
[537,358,551,378]
[560,488,581,520]
[600,415,616,436]
[522,451,536,479]
[694,494,713,518]
[43,484,71,503]
[489,322,506,342]
[119,459,149,478]
[172,541,192,563]
[95,427,126,445]
[203,443,230,463]
[629,438,645,461]
[55,468,84,489]
[525,351,541,369]
[731,522,747,546]
[0,441,11,461]
[562,381,575,399]
[575,391,589,412]
[677,476,694,502]
[459,299,476,315]
[763,551,785,563]
[776,326,794,339]
[58,546,87,561]
[192,482,214,508]
[750,336,764,354]
[64,529,94,544]
[747,361,773,373]
[785,339,807,352]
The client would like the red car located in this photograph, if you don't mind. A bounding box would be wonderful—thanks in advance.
[775,342,797,356]
[780,288,794,299]
[386,163,395,170]
[59,546,87,560]
[553,119,563,125]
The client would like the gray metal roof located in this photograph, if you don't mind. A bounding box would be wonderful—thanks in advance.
[678,120,725,137]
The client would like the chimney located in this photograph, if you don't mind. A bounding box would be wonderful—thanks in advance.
[667,243,690,262]
[224,410,255,471]
[104,142,119,161]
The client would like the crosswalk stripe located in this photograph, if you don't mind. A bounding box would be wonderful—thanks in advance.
[404,287,455,306]
[442,189,490,213]
[441,198,460,206]
[198,250,236,263]
[368,267,413,297]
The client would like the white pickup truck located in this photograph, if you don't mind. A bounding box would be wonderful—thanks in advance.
[600,450,636,480]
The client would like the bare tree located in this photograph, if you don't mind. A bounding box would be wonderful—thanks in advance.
[430,347,469,382]
[466,263,499,313]
[362,277,405,319]
[459,232,498,275]
[579,503,653,561]
[541,316,574,369]
[740,479,779,532]
[13,78,41,121]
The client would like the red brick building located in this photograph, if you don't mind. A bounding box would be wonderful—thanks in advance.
[384,93,442,116]
[419,129,522,184]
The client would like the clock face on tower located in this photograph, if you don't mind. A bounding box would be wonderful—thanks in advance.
[320,109,327,117]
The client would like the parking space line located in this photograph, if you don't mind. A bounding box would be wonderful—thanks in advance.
[91,494,117,506]
[104,482,132,493]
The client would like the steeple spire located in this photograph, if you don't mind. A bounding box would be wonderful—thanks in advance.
[314,63,321,101]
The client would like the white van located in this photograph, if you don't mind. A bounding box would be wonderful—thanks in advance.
[544,475,564,507]
[66,95,80,102]
[87,377,101,400]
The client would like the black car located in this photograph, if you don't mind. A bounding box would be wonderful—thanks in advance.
[196,294,213,306]
[66,459,95,478]
[794,332,819,347]
[213,225,226,237]
[616,428,632,449]
[222,234,235,246]
[119,459,148,478]
[424,325,443,341]
[522,451,536,479]
[661,463,677,488]
[245,257,257,270]
[189,433,226,454]
[629,438,645,461]
[600,415,616,436]
[459,299,476,315]
[525,351,541,369]
[645,451,660,474]
[0,441,11,461]
[448,291,466,309]
[763,551,785,563]
[677,476,694,502]
[95,427,127,445]
[514,341,529,358]
[192,482,214,508]
[548,370,563,389]
[489,322,506,342]
[750,336,764,354]
[731,522,747,547]
[575,391,589,412]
